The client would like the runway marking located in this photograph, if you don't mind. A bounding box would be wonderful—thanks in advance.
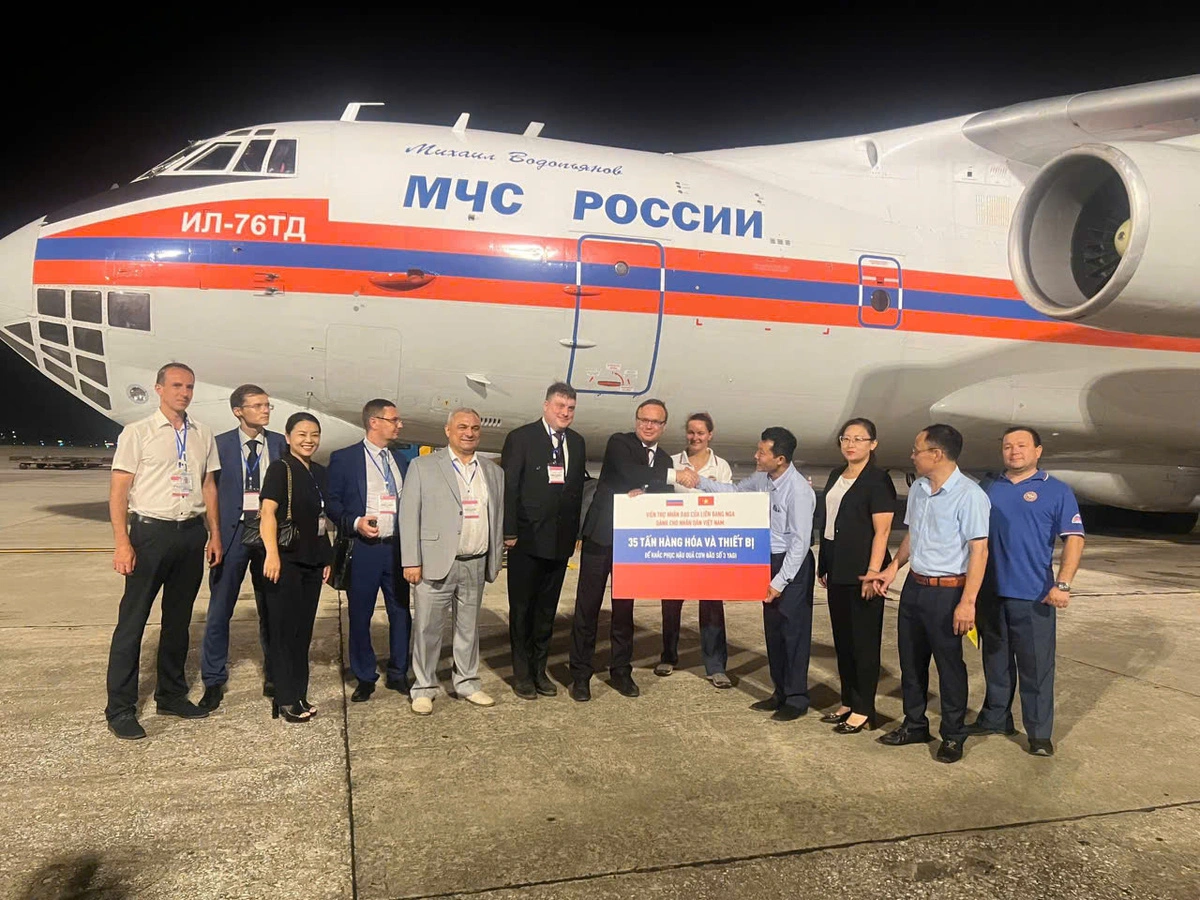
[387,798,1200,900]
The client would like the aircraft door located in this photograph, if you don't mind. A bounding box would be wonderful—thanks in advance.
[857,255,903,329]
[565,236,664,395]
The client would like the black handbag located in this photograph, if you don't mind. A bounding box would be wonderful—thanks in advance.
[241,461,297,550]
[326,532,354,590]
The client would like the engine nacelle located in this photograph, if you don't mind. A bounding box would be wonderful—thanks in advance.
[1009,141,1200,337]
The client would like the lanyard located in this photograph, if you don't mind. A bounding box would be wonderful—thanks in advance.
[367,446,395,487]
[301,460,325,512]
[174,416,188,462]
[242,439,263,483]
[451,457,478,492]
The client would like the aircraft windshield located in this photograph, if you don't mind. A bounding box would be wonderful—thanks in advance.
[134,135,297,180]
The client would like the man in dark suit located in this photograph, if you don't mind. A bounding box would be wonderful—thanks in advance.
[327,399,412,702]
[199,384,289,710]
[568,399,679,701]
[502,382,588,700]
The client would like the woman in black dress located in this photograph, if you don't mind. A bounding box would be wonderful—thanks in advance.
[261,412,332,723]
[817,417,896,734]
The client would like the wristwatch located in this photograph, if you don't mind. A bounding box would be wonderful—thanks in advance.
[1054,581,1071,592]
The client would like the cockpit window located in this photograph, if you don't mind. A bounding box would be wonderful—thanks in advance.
[235,139,271,173]
[184,143,241,171]
[266,139,297,175]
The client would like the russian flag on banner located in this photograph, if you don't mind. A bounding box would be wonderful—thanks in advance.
[612,492,771,600]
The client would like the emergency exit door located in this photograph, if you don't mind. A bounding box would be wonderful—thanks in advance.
[857,255,903,329]
[565,236,665,396]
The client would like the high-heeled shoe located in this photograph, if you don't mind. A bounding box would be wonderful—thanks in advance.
[298,698,318,716]
[820,709,852,725]
[271,700,279,720]
[834,716,875,734]
[276,702,313,723]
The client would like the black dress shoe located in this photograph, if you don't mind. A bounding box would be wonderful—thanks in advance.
[611,675,640,698]
[108,715,147,740]
[965,719,1017,737]
[156,699,209,719]
[770,704,807,721]
[513,680,538,700]
[262,680,275,698]
[385,678,409,695]
[878,726,933,746]
[533,674,558,697]
[1028,738,1055,757]
[198,685,223,712]
[936,739,965,763]
[820,709,851,724]
[834,716,874,734]
[351,681,375,702]
[570,680,591,702]
[749,696,783,712]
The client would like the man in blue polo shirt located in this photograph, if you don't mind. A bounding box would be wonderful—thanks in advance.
[864,424,989,764]
[968,426,1085,758]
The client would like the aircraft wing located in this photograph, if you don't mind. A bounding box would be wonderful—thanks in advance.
[963,74,1200,165]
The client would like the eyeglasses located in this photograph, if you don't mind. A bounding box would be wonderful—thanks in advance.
[241,403,274,411]
[838,436,873,444]
[911,446,938,456]
[636,417,667,427]
[372,416,402,424]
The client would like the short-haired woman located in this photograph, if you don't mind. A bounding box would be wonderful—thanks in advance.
[261,412,332,723]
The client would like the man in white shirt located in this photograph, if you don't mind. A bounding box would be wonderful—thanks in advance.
[105,362,222,740]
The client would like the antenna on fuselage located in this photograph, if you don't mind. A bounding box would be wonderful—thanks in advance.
[340,102,384,122]
[452,112,470,135]
[523,121,544,138]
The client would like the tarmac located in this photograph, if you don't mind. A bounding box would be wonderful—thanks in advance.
[0,464,1198,900]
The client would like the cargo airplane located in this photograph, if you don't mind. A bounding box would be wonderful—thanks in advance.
[2,78,1199,528]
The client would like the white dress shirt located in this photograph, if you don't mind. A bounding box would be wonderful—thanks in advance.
[672,448,733,492]
[112,410,221,521]
[360,438,402,539]
[452,451,489,556]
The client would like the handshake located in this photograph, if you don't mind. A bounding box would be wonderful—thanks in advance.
[674,468,701,489]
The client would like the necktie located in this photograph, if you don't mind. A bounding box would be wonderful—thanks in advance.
[551,431,561,464]
[381,451,398,495]
[245,439,260,491]
[645,445,654,467]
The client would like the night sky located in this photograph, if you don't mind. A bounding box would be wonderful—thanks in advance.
[1,16,1196,443]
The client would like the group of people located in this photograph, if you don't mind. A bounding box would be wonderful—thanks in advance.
[103,366,1085,766]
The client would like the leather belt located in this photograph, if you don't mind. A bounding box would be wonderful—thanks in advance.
[455,552,486,561]
[131,513,205,530]
[912,572,966,588]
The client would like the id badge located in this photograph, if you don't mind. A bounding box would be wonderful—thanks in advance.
[243,491,260,513]
[171,467,193,497]
[547,465,565,484]
[317,516,328,537]
[462,497,482,519]
[379,494,398,514]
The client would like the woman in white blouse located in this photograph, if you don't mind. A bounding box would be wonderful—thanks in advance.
[654,413,735,688]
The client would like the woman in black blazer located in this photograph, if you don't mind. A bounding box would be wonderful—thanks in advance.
[817,417,896,734]
[261,412,332,723]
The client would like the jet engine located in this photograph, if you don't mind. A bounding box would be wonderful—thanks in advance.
[1008,141,1200,337]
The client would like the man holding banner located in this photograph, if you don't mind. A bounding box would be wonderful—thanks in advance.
[676,427,816,721]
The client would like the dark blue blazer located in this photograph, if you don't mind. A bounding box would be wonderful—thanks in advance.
[327,441,411,536]
[214,427,288,547]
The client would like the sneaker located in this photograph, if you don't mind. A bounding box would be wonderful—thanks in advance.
[1028,738,1055,757]
[411,696,433,716]
[709,672,733,689]
[464,691,496,707]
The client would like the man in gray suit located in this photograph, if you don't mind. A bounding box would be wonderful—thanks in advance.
[401,408,505,715]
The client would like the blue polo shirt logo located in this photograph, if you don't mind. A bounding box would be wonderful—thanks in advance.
[1023,491,1037,502]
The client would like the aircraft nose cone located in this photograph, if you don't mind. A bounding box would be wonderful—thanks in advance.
[0,219,40,338]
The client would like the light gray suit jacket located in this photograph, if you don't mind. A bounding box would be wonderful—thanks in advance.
[399,448,505,583]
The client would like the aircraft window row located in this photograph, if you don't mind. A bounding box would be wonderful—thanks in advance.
[35,288,151,333]
[39,320,69,346]
[42,343,71,365]
[185,143,241,171]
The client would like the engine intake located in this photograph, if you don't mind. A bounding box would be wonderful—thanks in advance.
[1009,141,1200,337]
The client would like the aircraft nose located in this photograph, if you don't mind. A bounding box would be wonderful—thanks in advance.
[0,219,40,342]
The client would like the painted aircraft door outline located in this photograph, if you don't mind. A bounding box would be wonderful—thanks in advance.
[857,254,903,329]
[565,235,665,396]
